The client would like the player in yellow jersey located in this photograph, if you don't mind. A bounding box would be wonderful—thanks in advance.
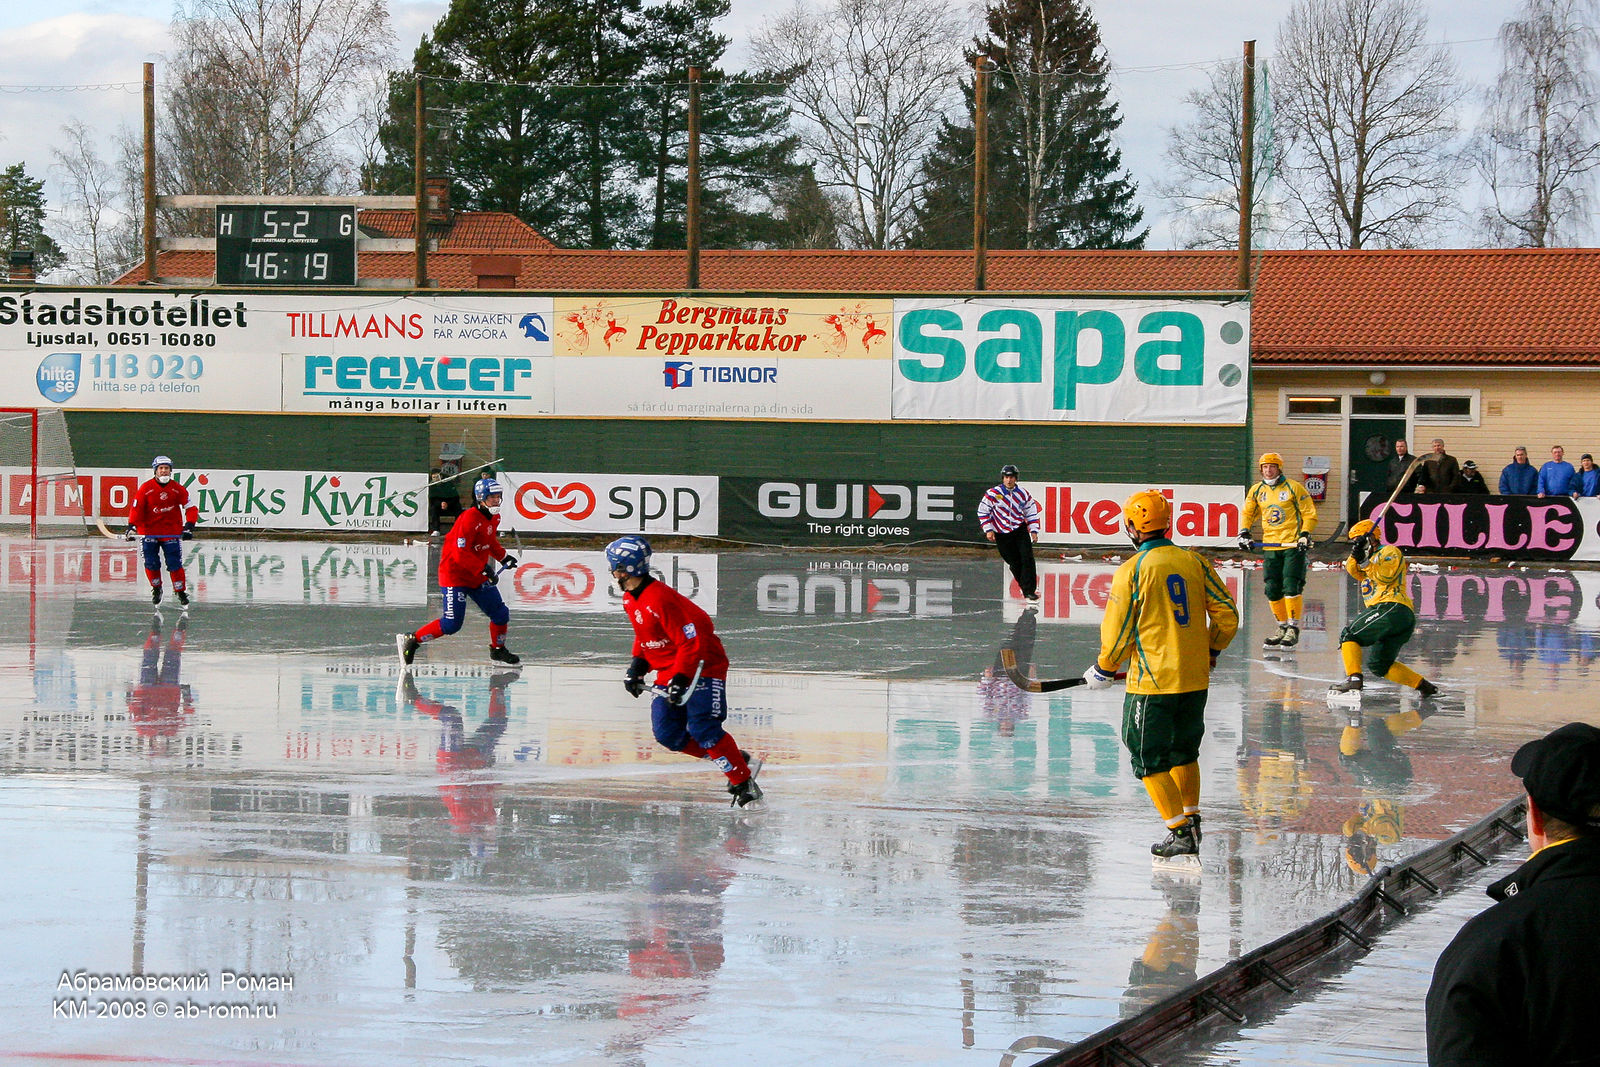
[1328,520,1439,700]
[1238,453,1318,649]
[1083,490,1239,860]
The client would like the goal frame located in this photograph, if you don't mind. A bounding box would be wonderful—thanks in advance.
[0,406,85,539]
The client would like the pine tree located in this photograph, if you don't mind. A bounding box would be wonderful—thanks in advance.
[907,0,1146,250]
[0,163,66,280]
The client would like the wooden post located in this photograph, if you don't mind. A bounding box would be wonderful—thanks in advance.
[687,67,701,290]
[973,56,989,291]
[142,62,156,285]
[1237,40,1255,292]
[414,76,428,290]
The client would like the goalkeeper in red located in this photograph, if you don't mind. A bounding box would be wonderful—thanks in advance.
[127,455,200,606]
[607,535,763,809]
[1083,490,1239,860]
[1327,520,1439,700]
[398,477,520,667]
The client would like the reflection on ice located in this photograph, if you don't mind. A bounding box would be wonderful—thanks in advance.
[0,537,1591,1064]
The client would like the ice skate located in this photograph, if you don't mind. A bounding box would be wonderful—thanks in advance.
[150,584,163,605]
[741,750,764,782]
[396,632,419,667]
[1262,623,1288,649]
[1417,679,1439,700]
[489,645,521,666]
[1278,624,1299,650]
[1327,673,1364,707]
[175,589,190,609]
[728,775,764,811]
[1151,820,1201,872]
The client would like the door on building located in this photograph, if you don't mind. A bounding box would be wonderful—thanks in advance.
[1347,415,1408,524]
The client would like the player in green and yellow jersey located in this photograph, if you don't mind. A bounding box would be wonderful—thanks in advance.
[1084,490,1240,860]
[1328,519,1439,700]
[1238,452,1318,649]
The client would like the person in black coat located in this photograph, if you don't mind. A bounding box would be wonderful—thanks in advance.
[1455,460,1489,494]
[1425,723,1600,1066]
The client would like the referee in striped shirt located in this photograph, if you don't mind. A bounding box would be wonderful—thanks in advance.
[979,464,1041,602]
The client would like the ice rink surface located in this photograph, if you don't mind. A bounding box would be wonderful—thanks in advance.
[1,536,1592,1066]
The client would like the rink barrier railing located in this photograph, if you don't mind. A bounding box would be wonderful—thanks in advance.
[1010,796,1528,1067]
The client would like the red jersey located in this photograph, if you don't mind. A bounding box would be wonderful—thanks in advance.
[439,506,507,587]
[622,576,729,683]
[128,478,198,537]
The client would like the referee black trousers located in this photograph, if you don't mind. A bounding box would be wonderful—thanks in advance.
[993,527,1037,598]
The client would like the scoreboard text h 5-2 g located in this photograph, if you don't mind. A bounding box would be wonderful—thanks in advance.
[215,205,357,287]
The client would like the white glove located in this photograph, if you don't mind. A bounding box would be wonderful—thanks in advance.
[1236,533,1253,551]
[1082,664,1117,690]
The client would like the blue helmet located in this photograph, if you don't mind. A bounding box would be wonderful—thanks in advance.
[605,535,652,576]
[152,455,174,470]
[474,477,503,502]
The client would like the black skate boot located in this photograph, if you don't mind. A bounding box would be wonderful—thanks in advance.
[1329,673,1364,694]
[396,633,419,666]
[1278,624,1299,650]
[1262,623,1287,649]
[175,589,190,608]
[1187,813,1203,846]
[151,584,163,605]
[728,776,764,810]
[740,750,764,781]
[1417,679,1438,699]
[489,645,521,666]
[1152,819,1199,859]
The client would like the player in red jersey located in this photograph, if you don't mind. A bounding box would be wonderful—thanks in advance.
[126,455,200,606]
[398,477,520,667]
[607,535,763,808]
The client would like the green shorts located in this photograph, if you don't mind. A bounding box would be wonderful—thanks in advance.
[1339,602,1416,675]
[1122,689,1209,779]
[1263,547,1307,600]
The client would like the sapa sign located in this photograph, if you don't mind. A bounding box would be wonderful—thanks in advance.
[892,298,1249,423]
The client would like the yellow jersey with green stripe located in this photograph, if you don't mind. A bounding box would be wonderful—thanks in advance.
[1241,478,1318,548]
[1345,544,1413,610]
[1096,539,1239,695]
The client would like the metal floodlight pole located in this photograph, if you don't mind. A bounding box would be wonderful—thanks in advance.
[1237,40,1256,292]
[143,63,156,285]
[414,75,428,290]
[687,66,701,290]
[974,55,989,292]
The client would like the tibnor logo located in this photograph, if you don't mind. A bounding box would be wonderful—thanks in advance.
[303,355,534,395]
[36,353,81,403]
[664,361,693,389]
[759,482,957,522]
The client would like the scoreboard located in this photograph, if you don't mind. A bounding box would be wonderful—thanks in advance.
[215,205,357,287]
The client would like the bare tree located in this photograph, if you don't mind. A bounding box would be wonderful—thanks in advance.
[1156,57,1284,249]
[1274,0,1464,249]
[50,121,139,284]
[165,0,395,196]
[752,0,966,249]
[1471,0,1600,246]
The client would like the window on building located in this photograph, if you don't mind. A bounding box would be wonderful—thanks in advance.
[1351,394,1406,415]
[1414,394,1475,421]
[1285,395,1343,420]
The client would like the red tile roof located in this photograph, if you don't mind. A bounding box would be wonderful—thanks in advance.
[115,227,1600,367]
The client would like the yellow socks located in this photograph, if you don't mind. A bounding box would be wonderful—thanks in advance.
[1269,599,1288,623]
[1384,663,1424,689]
[1285,595,1303,625]
[1142,773,1187,827]
[1171,762,1201,814]
[1341,641,1364,676]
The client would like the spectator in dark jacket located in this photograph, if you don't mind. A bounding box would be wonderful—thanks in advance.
[1426,723,1600,1067]
[1575,454,1600,498]
[1455,461,1488,494]
[1419,438,1460,494]
[1539,445,1578,497]
[1499,446,1538,495]
[1384,440,1420,496]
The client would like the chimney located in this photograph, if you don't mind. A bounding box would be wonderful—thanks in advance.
[472,255,522,289]
[425,176,452,226]
[8,249,35,283]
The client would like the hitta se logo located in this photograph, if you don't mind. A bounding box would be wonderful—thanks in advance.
[36,353,81,403]
[664,361,693,389]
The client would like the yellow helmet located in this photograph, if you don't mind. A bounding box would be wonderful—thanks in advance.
[1348,519,1378,541]
[1258,452,1284,469]
[1123,490,1173,535]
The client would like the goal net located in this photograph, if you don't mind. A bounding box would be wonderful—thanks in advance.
[0,408,91,538]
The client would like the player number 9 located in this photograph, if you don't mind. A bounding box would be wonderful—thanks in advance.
[1167,574,1191,626]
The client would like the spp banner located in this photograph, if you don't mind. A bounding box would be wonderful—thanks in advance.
[892,297,1249,424]
[719,476,992,545]
[500,472,719,536]
[2,466,428,532]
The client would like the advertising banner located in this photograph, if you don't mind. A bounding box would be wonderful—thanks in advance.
[1358,493,1595,561]
[892,297,1249,424]
[1030,481,1243,547]
[500,472,718,536]
[1,467,428,532]
[720,476,991,545]
[550,295,893,420]
[997,560,1246,624]
[0,291,555,414]
[491,550,717,614]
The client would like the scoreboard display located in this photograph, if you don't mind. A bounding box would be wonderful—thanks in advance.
[215,205,357,286]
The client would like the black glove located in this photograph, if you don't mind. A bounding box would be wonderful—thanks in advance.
[122,525,137,542]
[1209,649,1220,669]
[181,522,195,541]
[1350,539,1371,565]
[666,673,693,705]
[1296,532,1313,551]
[482,564,500,585]
[623,656,650,698]
[500,554,518,569]
[1236,533,1252,551]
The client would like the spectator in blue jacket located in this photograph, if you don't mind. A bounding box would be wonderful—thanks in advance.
[1499,446,1539,495]
[1576,454,1600,498]
[1539,445,1578,497]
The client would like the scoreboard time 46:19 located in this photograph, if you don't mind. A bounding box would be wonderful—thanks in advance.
[215,205,357,287]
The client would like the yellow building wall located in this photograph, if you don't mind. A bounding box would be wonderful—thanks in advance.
[1252,367,1600,533]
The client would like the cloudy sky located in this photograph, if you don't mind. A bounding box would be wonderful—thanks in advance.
[0,0,1518,250]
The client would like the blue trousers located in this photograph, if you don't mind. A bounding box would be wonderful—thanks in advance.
[436,584,510,634]
[141,536,183,576]
[651,677,727,752]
